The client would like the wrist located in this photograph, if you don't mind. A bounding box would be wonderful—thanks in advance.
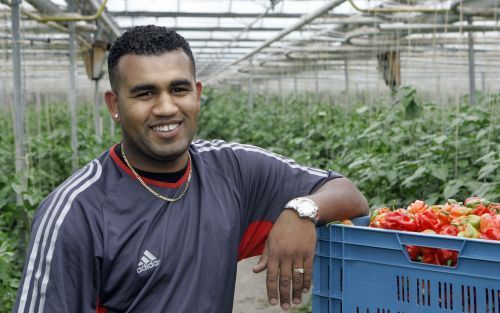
[284,197,320,225]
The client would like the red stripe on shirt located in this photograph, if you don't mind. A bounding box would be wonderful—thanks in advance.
[96,298,107,313]
[238,221,274,261]
[109,144,190,188]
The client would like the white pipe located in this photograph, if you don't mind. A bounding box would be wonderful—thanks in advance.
[240,0,347,62]
[25,0,60,15]
[12,0,26,204]
[206,0,347,82]
[69,20,78,171]
[379,23,500,32]
[27,0,119,38]
[467,17,477,105]
[346,24,500,46]
[86,0,120,37]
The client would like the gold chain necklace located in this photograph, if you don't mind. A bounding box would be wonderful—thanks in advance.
[121,144,192,202]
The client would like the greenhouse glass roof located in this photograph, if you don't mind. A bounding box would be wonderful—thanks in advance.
[1,0,500,93]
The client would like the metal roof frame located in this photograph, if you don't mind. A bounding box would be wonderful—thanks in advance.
[1,0,500,88]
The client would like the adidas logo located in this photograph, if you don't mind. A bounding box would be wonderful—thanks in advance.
[136,250,161,274]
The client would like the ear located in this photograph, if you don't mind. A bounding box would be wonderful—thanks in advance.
[105,90,120,122]
[195,81,203,106]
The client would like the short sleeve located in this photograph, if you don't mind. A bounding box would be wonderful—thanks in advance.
[235,144,341,223]
[224,142,342,259]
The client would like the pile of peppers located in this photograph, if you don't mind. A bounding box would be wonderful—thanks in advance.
[368,197,500,266]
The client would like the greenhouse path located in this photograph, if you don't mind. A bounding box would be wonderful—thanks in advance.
[233,256,311,313]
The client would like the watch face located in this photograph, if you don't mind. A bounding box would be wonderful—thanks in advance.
[297,198,317,216]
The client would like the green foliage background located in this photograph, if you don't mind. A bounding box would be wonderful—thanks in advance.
[0,102,118,311]
[198,87,499,208]
[0,86,499,312]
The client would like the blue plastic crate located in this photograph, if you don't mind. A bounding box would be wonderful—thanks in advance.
[313,216,500,313]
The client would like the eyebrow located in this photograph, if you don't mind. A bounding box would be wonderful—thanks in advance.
[129,84,156,94]
[128,79,193,94]
[170,79,192,87]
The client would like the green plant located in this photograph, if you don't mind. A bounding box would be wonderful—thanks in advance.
[0,101,120,313]
[198,87,499,208]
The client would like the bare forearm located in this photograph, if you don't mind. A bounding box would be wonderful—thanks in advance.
[307,177,369,224]
[258,177,368,309]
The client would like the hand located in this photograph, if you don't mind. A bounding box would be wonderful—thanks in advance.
[252,210,316,310]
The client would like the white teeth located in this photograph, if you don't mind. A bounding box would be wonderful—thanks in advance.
[153,123,179,132]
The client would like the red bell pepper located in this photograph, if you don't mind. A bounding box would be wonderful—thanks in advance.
[437,249,458,266]
[414,209,442,232]
[479,213,494,233]
[376,210,418,232]
[471,204,492,216]
[406,245,420,261]
[481,228,500,241]
[369,207,392,224]
[480,214,500,233]
[438,225,459,236]
[407,200,428,214]
[421,247,441,265]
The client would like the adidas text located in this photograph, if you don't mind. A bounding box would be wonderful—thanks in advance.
[137,259,161,273]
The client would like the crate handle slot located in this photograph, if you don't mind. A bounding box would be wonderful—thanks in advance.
[397,233,466,267]
[396,232,466,251]
[402,244,460,267]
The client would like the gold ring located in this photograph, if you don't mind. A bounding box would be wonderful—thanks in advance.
[293,268,305,274]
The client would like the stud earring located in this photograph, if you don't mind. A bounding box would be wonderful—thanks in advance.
[114,113,119,119]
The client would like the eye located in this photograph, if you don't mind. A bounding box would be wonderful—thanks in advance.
[173,87,186,93]
[136,91,154,97]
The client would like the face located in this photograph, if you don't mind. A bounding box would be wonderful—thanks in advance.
[105,50,202,172]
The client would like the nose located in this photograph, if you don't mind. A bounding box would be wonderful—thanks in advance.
[152,91,179,116]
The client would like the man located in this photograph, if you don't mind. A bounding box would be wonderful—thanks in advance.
[12,25,368,313]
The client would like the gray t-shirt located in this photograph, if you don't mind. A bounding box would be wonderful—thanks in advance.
[13,139,341,313]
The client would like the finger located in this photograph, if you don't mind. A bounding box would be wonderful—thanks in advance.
[291,263,304,304]
[266,258,279,306]
[302,256,314,293]
[252,250,269,273]
[279,261,292,310]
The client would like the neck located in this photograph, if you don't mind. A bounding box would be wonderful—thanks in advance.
[121,142,190,173]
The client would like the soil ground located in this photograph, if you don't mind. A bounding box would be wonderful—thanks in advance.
[233,256,311,313]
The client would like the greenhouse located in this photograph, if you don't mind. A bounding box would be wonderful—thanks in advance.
[0,1,499,313]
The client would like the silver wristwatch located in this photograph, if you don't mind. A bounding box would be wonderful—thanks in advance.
[284,197,319,224]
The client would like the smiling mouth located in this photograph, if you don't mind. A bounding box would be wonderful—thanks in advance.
[152,123,180,132]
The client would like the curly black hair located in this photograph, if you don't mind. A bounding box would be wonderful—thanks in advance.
[107,25,196,91]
